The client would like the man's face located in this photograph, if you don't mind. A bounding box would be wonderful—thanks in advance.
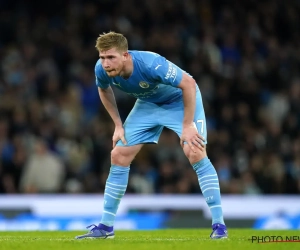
[99,48,127,77]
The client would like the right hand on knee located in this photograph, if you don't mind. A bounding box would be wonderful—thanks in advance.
[112,126,127,147]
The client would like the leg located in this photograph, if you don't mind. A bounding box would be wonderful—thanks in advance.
[76,100,163,239]
[182,146,224,222]
[159,90,227,238]
[76,145,142,240]
[182,145,227,238]
[101,144,143,227]
[101,101,163,229]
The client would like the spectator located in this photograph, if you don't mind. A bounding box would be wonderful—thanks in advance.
[0,0,299,194]
[20,138,65,193]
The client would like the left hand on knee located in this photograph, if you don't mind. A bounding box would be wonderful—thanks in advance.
[180,124,205,153]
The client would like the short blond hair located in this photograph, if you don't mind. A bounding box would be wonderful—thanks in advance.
[95,32,128,52]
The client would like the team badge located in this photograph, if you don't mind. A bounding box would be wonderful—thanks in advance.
[139,81,149,88]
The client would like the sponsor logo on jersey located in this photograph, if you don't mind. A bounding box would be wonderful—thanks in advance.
[164,61,177,82]
[130,85,159,98]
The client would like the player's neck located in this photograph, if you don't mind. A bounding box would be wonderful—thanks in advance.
[119,54,133,80]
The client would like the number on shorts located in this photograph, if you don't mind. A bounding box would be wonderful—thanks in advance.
[194,119,204,134]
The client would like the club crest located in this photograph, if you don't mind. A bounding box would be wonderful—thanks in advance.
[139,81,149,88]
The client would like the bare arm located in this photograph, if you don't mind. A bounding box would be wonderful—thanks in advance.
[98,86,122,127]
[178,73,197,126]
[178,73,204,151]
[98,86,127,146]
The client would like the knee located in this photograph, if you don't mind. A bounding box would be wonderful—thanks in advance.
[183,145,207,164]
[111,147,123,166]
[111,147,131,166]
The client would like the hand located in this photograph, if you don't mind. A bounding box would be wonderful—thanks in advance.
[180,123,205,152]
[112,126,127,148]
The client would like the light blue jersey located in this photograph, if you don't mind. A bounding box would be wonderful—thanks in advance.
[95,50,206,146]
[95,51,188,104]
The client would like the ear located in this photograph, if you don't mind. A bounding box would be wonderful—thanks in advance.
[122,51,129,61]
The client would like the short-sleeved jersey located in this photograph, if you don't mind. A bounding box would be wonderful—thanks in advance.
[95,50,191,104]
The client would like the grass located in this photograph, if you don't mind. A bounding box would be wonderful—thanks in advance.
[0,229,299,250]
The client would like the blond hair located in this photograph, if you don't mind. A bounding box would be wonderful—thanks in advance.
[95,32,128,52]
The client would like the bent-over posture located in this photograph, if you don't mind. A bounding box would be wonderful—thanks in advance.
[76,32,228,240]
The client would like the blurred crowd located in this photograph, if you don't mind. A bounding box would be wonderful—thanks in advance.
[0,0,300,195]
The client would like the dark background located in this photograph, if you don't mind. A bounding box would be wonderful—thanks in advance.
[0,0,300,195]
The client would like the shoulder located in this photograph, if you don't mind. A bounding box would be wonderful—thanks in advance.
[130,50,163,67]
[94,59,111,88]
[94,59,109,80]
[95,59,104,75]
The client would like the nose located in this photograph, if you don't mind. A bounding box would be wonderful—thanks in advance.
[102,59,110,69]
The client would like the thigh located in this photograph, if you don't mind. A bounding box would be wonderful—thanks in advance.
[160,90,208,143]
[116,100,164,146]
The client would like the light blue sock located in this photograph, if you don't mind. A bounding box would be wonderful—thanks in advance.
[192,157,225,225]
[100,165,129,227]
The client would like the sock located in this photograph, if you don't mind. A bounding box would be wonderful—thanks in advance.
[192,157,225,225]
[100,165,129,228]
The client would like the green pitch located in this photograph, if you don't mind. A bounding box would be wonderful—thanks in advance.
[0,229,299,250]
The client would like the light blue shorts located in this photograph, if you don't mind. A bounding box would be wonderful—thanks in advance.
[116,90,207,146]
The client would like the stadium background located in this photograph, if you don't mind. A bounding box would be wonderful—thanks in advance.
[0,0,299,230]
